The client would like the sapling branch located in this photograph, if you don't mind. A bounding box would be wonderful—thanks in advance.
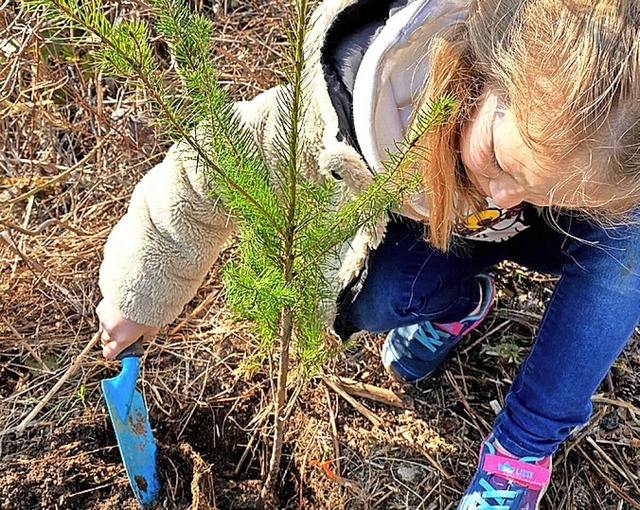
[39,0,285,237]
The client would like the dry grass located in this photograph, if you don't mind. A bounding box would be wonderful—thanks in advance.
[1,1,640,509]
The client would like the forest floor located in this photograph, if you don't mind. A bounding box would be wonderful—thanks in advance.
[1,1,640,509]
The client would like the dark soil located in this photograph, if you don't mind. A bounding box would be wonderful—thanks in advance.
[0,417,268,510]
[0,361,289,510]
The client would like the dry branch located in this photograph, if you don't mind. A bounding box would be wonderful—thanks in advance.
[13,331,102,434]
[328,375,414,410]
[321,374,383,428]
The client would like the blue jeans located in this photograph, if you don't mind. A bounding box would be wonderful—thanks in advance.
[346,211,640,457]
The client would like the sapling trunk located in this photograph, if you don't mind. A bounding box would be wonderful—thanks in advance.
[262,0,307,495]
[262,307,293,497]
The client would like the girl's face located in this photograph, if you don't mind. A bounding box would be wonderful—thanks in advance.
[460,91,574,209]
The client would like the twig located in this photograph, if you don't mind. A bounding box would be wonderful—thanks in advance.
[0,230,85,315]
[604,372,615,395]
[0,231,47,273]
[461,320,511,355]
[67,481,119,500]
[0,218,92,237]
[168,289,221,336]
[586,436,640,492]
[445,371,492,435]
[329,375,414,410]
[492,308,543,325]
[11,194,34,275]
[324,386,341,477]
[0,420,53,437]
[15,331,102,434]
[1,140,106,206]
[235,400,282,475]
[561,408,607,457]
[320,375,383,428]
[299,411,322,509]
[591,394,640,424]
[2,318,51,372]
[234,427,260,476]
[576,444,640,509]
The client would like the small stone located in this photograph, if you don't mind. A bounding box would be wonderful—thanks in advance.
[111,107,127,121]
[599,411,620,431]
[397,464,422,483]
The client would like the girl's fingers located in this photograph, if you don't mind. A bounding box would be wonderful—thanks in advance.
[101,329,157,359]
[102,340,120,359]
[102,336,134,359]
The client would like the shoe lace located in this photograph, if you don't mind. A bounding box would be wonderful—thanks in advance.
[414,322,451,353]
[461,443,542,510]
[462,478,518,509]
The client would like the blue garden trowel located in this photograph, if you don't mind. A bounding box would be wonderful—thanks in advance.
[101,340,160,506]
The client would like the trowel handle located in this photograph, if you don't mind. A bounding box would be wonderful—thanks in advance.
[116,338,144,360]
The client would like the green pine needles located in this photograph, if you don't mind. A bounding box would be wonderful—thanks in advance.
[28,0,456,493]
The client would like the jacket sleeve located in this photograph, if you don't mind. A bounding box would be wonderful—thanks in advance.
[98,87,279,327]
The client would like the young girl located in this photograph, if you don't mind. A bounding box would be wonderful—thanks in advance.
[97,0,640,508]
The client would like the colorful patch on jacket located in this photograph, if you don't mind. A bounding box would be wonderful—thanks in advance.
[456,204,530,242]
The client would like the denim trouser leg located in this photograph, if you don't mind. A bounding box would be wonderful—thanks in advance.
[347,218,505,333]
[494,215,640,457]
[347,212,640,459]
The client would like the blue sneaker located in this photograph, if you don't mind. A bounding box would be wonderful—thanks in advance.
[457,436,552,510]
[382,274,495,382]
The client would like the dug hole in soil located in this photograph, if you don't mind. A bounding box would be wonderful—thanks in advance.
[0,326,299,510]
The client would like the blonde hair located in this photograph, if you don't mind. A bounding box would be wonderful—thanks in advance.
[411,0,640,250]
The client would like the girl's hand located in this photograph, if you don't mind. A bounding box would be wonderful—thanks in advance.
[96,299,159,359]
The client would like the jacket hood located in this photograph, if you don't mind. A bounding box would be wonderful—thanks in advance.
[352,0,468,174]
